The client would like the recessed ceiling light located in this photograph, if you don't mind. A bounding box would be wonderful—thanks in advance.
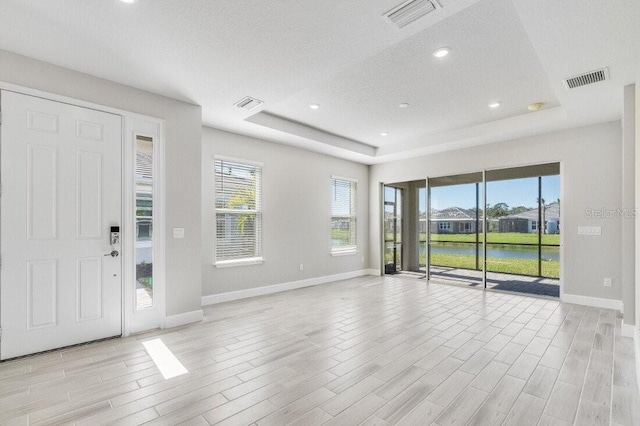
[380,132,389,136]
[432,47,451,58]
[399,103,409,108]
[488,102,501,108]
[120,0,137,3]
[528,102,544,111]
[309,103,320,110]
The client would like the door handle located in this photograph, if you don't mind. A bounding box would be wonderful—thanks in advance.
[104,250,119,257]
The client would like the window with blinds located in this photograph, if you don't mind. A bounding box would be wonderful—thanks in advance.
[331,177,357,254]
[214,158,263,264]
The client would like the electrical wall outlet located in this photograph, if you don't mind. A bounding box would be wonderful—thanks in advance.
[578,226,601,235]
[604,278,612,287]
[299,263,304,271]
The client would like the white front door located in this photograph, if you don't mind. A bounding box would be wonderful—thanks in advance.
[0,91,123,360]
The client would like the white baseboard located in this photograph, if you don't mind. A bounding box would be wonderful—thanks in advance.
[202,269,377,306]
[561,293,623,312]
[163,309,203,329]
[365,268,381,276]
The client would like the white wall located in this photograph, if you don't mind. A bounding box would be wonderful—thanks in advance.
[622,84,635,326]
[370,121,624,302]
[636,84,640,330]
[0,49,203,317]
[202,127,369,296]
[634,83,640,386]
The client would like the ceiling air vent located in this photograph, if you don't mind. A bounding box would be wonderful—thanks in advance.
[234,96,264,111]
[384,0,439,29]
[563,68,609,89]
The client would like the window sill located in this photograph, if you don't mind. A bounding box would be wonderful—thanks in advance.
[331,249,358,257]
[215,257,264,268]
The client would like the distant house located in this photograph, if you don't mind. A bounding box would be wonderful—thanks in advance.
[430,207,480,234]
[136,150,153,263]
[498,203,560,234]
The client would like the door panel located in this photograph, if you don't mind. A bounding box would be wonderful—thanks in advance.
[1,91,123,360]
[27,144,58,240]
[77,257,103,321]
[27,259,57,330]
[76,151,103,238]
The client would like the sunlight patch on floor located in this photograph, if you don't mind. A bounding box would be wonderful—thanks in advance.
[142,338,188,380]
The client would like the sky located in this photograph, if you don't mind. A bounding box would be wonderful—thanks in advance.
[425,175,560,212]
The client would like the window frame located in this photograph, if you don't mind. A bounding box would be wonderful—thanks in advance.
[439,222,451,231]
[213,155,264,268]
[330,175,357,256]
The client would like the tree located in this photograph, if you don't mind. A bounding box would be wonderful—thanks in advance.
[488,202,509,218]
[509,206,529,215]
[229,173,257,235]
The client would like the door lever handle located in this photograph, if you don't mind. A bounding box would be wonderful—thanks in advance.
[104,250,119,257]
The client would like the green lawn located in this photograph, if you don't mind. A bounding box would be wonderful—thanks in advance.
[428,252,559,278]
[384,233,402,242]
[331,229,351,240]
[426,232,559,245]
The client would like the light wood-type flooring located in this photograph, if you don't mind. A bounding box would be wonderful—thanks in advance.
[0,275,638,425]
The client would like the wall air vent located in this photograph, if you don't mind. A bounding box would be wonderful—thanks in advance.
[384,0,439,29]
[234,96,264,111]
[563,68,609,89]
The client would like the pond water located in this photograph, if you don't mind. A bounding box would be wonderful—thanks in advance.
[424,243,559,262]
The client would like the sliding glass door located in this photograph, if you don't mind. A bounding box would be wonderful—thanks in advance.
[427,164,560,296]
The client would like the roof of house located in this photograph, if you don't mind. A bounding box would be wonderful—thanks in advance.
[430,207,477,221]
[500,203,559,221]
[136,152,153,180]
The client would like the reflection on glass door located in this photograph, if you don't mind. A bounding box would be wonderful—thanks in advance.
[135,136,154,310]
[384,186,402,274]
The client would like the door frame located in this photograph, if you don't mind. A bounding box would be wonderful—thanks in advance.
[0,82,166,340]
[382,184,403,274]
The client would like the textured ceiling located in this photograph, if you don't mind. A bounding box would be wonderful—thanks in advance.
[0,0,638,164]
[264,0,559,153]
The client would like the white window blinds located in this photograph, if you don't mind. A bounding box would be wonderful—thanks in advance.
[331,177,357,253]
[214,159,263,263]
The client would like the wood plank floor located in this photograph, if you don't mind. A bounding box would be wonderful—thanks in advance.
[0,275,638,425]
